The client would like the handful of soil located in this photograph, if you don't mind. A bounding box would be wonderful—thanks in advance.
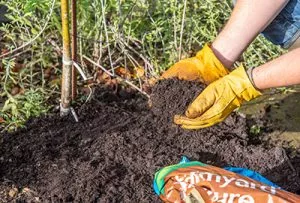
[0,79,299,202]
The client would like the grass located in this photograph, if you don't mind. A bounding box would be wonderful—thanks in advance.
[0,0,284,131]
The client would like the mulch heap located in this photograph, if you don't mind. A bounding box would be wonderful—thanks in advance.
[0,79,300,202]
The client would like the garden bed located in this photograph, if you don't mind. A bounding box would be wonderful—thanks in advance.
[0,79,299,202]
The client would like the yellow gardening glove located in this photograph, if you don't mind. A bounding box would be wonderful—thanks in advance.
[162,44,229,84]
[174,66,262,129]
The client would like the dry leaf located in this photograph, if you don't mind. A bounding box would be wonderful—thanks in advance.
[11,86,20,96]
[147,77,157,86]
[8,188,18,198]
[0,117,5,123]
[97,71,111,83]
[50,78,61,87]
[12,63,25,72]
[115,67,131,78]
[1,49,8,55]
[133,67,145,78]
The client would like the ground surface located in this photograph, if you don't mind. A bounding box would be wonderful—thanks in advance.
[0,79,300,203]
[240,86,300,149]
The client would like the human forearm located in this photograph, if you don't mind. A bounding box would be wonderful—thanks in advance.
[252,48,300,90]
[211,0,289,68]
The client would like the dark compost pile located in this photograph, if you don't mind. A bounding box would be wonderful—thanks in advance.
[0,79,299,202]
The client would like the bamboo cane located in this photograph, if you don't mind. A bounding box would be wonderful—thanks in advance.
[60,0,72,116]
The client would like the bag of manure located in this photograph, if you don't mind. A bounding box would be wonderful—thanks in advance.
[153,157,300,203]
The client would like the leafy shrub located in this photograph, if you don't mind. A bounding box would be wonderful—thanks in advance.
[0,0,284,130]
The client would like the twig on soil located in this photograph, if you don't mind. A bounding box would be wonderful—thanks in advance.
[0,0,56,59]
[85,86,93,103]
[70,107,79,122]
[81,55,150,98]
[281,148,298,175]
[105,118,133,133]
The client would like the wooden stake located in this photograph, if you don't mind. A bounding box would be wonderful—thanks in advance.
[60,0,72,116]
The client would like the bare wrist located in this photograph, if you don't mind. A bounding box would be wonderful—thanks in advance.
[211,43,235,69]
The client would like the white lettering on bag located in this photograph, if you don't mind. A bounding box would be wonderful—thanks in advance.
[217,192,229,203]
[238,195,254,203]
[220,176,236,188]
[236,179,250,188]
[174,170,277,197]
[260,185,277,195]
[204,190,255,203]
[228,193,242,203]
[268,194,274,203]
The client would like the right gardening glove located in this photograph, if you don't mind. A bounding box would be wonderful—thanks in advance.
[162,44,230,84]
[174,65,262,129]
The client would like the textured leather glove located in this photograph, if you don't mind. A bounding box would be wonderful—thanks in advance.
[162,44,229,84]
[174,66,262,129]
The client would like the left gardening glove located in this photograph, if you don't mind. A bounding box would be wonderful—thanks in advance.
[174,65,262,129]
[161,44,229,84]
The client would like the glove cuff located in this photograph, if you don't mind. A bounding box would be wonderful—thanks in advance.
[198,44,230,72]
[228,66,262,101]
[195,43,230,84]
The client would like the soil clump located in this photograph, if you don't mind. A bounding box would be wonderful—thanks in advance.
[0,79,299,202]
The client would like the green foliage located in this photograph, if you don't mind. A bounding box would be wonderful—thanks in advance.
[250,125,262,135]
[0,88,49,131]
[0,0,284,130]
[0,0,61,130]
[0,58,51,131]
[74,0,284,71]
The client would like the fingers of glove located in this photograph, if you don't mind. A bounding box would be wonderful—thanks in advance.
[174,113,222,127]
[174,115,224,129]
[185,86,217,119]
[181,121,217,130]
[175,103,236,129]
[161,58,203,81]
[161,65,180,79]
[174,115,203,126]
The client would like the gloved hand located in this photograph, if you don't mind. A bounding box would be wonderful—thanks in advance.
[174,66,262,129]
[162,44,229,84]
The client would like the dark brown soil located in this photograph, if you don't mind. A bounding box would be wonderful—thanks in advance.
[0,79,299,203]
